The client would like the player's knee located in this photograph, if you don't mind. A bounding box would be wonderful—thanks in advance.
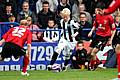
[55,49,61,55]
[115,44,120,53]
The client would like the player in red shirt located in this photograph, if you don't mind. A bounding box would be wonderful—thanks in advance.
[96,1,120,79]
[88,8,116,71]
[0,19,32,76]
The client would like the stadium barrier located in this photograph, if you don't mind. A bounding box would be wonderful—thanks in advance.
[0,22,117,71]
[0,22,19,40]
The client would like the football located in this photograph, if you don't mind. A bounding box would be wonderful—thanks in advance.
[52,64,61,72]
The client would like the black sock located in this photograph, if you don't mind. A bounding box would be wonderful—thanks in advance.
[64,59,70,66]
[50,52,58,65]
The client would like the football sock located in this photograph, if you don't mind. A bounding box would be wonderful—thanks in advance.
[22,56,29,73]
[50,52,58,65]
[90,60,96,69]
[64,59,70,66]
[117,53,120,78]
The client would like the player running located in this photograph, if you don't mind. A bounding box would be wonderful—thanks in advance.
[47,8,79,71]
[88,7,116,71]
[0,19,32,76]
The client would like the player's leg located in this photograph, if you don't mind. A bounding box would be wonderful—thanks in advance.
[62,47,71,71]
[90,47,99,70]
[48,38,66,70]
[0,42,13,61]
[88,36,99,70]
[21,55,29,76]
[115,44,120,79]
[20,49,30,76]
[62,42,76,71]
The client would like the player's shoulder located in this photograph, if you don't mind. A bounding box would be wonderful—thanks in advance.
[107,14,114,18]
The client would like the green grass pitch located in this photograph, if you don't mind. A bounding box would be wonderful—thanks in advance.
[0,68,118,80]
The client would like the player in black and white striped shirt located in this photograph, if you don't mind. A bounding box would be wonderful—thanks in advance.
[47,8,79,71]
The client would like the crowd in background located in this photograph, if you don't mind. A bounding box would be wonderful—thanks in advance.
[0,0,120,42]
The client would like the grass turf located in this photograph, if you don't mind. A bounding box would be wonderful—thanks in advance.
[0,68,118,80]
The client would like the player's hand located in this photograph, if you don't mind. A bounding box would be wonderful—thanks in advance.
[71,34,76,38]
[107,40,112,46]
[72,56,76,60]
[88,31,92,37]
[0,41,3,46]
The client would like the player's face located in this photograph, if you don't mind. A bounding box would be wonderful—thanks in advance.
[62,14,70,22]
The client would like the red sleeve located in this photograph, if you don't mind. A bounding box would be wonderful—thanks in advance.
[2,28,13,40]
[104,0,120,14]
[109,15,116,30]
[26,30,32,44]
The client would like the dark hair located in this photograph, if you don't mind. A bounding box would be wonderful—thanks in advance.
[77,40,83,44]
[48,17,56,24]
[22,1,29,5]
[96,2,106,9]
[79,12,87,17]
[5,2,12,7]
[43,1,49,5]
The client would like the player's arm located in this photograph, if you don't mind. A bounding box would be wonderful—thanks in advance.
[103,0,120,14]
[71,20,80,29]
[26,31,32,62]
[0,28,13,46]
[71,32,79,38]
[109,15,116,45]
[88,26,96,37]
[26,43,31,58]
[109,23,116,45]
[0,39,5,46]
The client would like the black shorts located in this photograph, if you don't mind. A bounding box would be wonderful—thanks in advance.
[0,42,26,59]
[90,35,110,51]
[112,31,120,45]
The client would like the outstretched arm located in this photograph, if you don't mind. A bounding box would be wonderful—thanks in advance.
[0,39,5,46]
[103,0,120,14]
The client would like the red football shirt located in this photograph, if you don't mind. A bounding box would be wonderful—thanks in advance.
[93,14,115,37]
[104,0,120,14]
[2,26,32,48]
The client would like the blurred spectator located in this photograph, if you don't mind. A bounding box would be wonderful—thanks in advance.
[56,0,71,26]
[57,0,71,15]
[2,3,16,22]
[71,41,87,69]
[36,0,58,13]
[17,1,38,24]
[27,16,42,42]
[8,15,16,28]
[72,4,92,24]
[82,0,91,13]
[114,13,120,27]
[38,1,55,29]
[72,12,92,41]
[43,19,59,42]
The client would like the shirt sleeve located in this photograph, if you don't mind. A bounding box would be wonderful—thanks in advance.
[2,28,12,41]
[104,0,120,14]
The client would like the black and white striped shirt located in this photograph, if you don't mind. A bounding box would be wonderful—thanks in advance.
[60,19,79,42]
